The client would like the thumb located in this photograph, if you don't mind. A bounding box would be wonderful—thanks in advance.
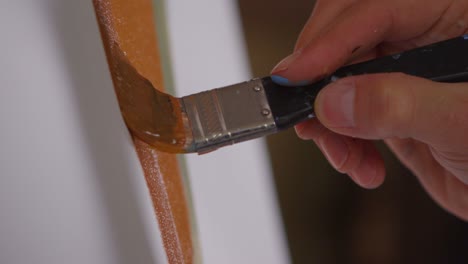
[315,73,468,148]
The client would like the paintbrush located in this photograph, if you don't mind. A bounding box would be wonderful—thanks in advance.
[114,35,468,154]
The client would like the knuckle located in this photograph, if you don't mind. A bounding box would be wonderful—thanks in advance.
[448,94,468,128]
[358,74,415,137]
[431,86,468,143]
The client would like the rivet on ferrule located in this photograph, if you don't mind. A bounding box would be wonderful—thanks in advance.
[261,109,270,116]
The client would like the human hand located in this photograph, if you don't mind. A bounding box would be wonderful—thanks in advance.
[271,0,468,220]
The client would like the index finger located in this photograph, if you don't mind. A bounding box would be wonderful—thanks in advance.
[294,0,356,51]
[271,1,393,84]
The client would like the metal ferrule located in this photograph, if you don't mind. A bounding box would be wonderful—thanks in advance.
[181,78,277,154]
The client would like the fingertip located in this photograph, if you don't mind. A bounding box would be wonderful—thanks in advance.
[318,133,350,173]
[351,163,385,189]
[349,169,383,189]
[349,143,386,189]
[294,122,310,140]
[294,119,325,140]
[370,164,386,188]
[270,50,303,78]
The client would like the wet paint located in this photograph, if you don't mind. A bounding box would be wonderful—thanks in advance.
[113,50,192,153]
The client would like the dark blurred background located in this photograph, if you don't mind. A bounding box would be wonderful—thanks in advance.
[237,1,468,263]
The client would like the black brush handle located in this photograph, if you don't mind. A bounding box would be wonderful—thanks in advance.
[263,35,468,130]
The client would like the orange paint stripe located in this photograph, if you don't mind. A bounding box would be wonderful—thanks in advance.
[93,0,193,263]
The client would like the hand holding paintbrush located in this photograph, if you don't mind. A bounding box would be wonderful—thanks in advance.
[271,0,468,221]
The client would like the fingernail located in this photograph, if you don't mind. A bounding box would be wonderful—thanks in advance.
[271,75,291,86]
[319,134,349,172]
[271,50,302,74]
[357,161,378,188]
[271,75,312,87]
[316,81,356,127]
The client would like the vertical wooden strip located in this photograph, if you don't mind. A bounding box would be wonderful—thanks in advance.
[93,0,193,263]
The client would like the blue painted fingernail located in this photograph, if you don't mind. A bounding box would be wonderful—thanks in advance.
[271,75,291,86]
[271,75,312,87]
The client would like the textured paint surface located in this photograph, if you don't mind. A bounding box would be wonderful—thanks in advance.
[93,0,193,263]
